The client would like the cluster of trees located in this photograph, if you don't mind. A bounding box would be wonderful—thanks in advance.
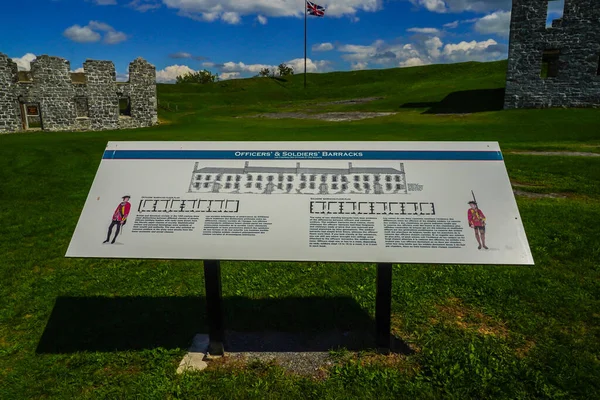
[175,70,219,84]
[258,63,295,78]
[175,62,294,84]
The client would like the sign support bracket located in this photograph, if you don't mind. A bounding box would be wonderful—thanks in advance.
[375,263,393,353]
[203,260,225,356]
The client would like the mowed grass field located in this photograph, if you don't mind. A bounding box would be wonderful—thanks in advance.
[1,60,599,399]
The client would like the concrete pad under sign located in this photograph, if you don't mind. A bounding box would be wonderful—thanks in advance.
[176,334,210,374]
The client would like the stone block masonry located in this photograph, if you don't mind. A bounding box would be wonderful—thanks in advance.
[504,0,600,109]
[0,53,158,134]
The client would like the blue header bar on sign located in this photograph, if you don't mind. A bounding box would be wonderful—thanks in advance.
[103,150,503,161]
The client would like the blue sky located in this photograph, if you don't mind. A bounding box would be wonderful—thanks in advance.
[1,0,565,82]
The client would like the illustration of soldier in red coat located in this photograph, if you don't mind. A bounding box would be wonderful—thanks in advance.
[103,195,131,244]
[468,200,488,250]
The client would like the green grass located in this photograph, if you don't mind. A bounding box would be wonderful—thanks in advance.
[1,60,600,399]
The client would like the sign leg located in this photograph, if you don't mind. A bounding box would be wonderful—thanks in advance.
[376,263,393,353]
[203,260,224,355]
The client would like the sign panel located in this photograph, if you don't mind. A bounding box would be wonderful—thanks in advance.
[26,105,39,116]
[66,141,534,265]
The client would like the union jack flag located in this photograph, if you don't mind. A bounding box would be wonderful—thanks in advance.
[307,1,325,17]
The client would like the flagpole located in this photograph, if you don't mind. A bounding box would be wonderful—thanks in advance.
[304,0,307,89]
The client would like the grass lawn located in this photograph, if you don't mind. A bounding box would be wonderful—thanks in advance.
[1,60,599,399]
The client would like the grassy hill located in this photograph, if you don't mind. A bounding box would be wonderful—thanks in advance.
[0,61,599,399]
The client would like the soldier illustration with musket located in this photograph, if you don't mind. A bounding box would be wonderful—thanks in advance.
[468,191,488,250]
[103,195,131,244]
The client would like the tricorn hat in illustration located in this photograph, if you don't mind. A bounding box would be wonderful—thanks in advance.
[468,200,477,205]
[122,195,131,199]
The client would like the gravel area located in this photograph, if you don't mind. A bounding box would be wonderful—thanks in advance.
[214,330,375,376]
[248,112,396,122]
[225,351,334,377]
[316,97,384,106]
[508,151,600,157]
[513,189,567,199]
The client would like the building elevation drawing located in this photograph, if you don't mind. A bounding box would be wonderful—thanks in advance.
[188,161,408,195]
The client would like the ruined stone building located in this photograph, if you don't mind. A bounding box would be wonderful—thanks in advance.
[0,53,158,133]
[504,0,600,109]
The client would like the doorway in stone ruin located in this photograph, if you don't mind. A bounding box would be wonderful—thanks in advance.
[20,103,43,130]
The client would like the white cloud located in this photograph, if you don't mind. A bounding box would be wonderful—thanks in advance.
[473,10,510,38]
[116,72,130,82]
[156,65,196,83]
[88,21,114,31]
[351,62,369,70]
[312,42,334,52]
[351,16,360,22]
[104,30,128,44]
[129,0,162,11]
[203,57,331,79]
[92,0,117,5]
[407,27,441,34]
[443,20,459,28]
[63,21,128,44]
[336,35,506,70]
[63,25,102,43]
[221,11,241,24]
[400,57,427,67]
[410,0,446,13]
[442,38,505,62]
[257,15,267,24]
[286,58,331,73]
[410,0,512,13]
[162,0,382,21]
[72,67,85,73]
[425,36,443,58]
[11,53,37,71]
[170,52,192,59]
[220,61,275,74]
[220,72,241,80]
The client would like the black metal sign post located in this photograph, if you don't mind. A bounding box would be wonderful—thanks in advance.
[202,261,394,355]
[203,260,225,356]
[375,263,393,353]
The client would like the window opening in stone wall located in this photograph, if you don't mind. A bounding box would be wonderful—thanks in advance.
[18,71,33,82]
[119,97,131,116]
[546,0,565,28]
[540,49,560,79]
[21,103,42,129]
[75,97,89,118]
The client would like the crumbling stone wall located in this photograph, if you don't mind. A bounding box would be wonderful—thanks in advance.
[84,60,119,131]
[0,54,21,133]
[29,56,77,131]
[504,0,600,109]
[0,52,158,133]
[128,58,158,128]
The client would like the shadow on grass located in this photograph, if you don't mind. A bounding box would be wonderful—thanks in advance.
[36,296,411,354]
[401,88,505,114]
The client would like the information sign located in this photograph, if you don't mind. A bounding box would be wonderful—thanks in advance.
[66,141,533,265]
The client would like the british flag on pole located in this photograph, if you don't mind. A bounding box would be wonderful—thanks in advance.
[306,1,326,17]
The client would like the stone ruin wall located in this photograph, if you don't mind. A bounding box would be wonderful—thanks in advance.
[0,53,158,134]
[0,54,21,133]
[504,0,600,109]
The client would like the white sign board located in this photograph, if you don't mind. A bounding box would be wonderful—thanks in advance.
[66,141,533,265]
